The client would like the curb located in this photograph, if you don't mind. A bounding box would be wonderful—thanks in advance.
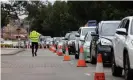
[1,48,25,56]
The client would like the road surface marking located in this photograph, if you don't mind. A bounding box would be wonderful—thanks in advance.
[70,62,74,64]
[85,73,91,76]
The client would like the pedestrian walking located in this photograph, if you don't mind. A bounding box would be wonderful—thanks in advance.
[29,28,41,57]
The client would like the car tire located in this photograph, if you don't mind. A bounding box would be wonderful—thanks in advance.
[90,54,96,64]
[68,49,71,55]
[75,53,79,59]
[63,50,65,54]
[112,56,122,77]
[90,46,96,64]
[75,44,80,59]
[124,53,133,80]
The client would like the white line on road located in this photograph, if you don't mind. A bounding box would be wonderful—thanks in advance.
[70,62,74,64]
[85,73,91,76]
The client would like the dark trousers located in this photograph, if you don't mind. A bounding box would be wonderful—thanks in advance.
[32,42,38,56]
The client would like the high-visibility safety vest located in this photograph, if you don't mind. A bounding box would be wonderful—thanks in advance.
[29,30,41,42]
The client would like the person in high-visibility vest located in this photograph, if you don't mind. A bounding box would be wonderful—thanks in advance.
[29,29,41,57]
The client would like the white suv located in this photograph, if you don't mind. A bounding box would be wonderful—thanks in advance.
[112,16,133,80]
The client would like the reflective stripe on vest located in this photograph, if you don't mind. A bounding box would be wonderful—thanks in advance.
[30,31,39,42]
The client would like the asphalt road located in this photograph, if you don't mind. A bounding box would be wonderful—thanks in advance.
[1,49,124,80]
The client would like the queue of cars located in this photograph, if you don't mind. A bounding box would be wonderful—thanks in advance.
[43,16,133,80]
[1,16,132,80]
[52,16,133,80]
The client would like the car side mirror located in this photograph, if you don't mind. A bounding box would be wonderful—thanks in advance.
[116,28,127,35]
[64,38,68,40]
[75,33,80,37]
[80,36,85,42]
[91,32,99,37]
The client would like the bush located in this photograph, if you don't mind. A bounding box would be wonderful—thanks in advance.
[1,44,12,48]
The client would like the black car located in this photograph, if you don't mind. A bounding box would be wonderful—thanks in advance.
[90,21,120,65]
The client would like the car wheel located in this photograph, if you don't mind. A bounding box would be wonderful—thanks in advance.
[68,49,71,55]
[74,44,80,59]
[63,50,65,54]
[124,53,133,80]
[112,56,122,77]
[90,46,96,64]
[75,53,79,59]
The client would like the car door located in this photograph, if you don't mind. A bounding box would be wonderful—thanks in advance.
[92,26,99,57]
[83,33,90,59]
[75,29,81,52]
[115,19,129,66]
[118,19,129,67]
[83,33,88,47]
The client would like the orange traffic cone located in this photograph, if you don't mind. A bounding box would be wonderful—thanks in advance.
[51,45,54,52]
[56,45,59,53]
[50,45,53,51]
[94,54,105,80]
[49,45,52,51]
[53,45,56,53]
[57,45,63,56]
[63,46,71,61]
[77,46,87,67]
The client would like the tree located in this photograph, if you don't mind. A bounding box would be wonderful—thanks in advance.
[2,1,133,37]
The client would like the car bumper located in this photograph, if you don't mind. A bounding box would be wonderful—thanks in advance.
[97,45,112,63]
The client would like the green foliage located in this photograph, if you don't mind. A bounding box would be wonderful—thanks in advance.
[1,1,133,36]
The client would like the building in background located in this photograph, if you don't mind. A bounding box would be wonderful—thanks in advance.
[1,23,28,40]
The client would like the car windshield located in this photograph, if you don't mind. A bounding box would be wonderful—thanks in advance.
[69,33,76,40]
[82,28,95,36]
[131,20,133,35]
[100,23,120,36]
